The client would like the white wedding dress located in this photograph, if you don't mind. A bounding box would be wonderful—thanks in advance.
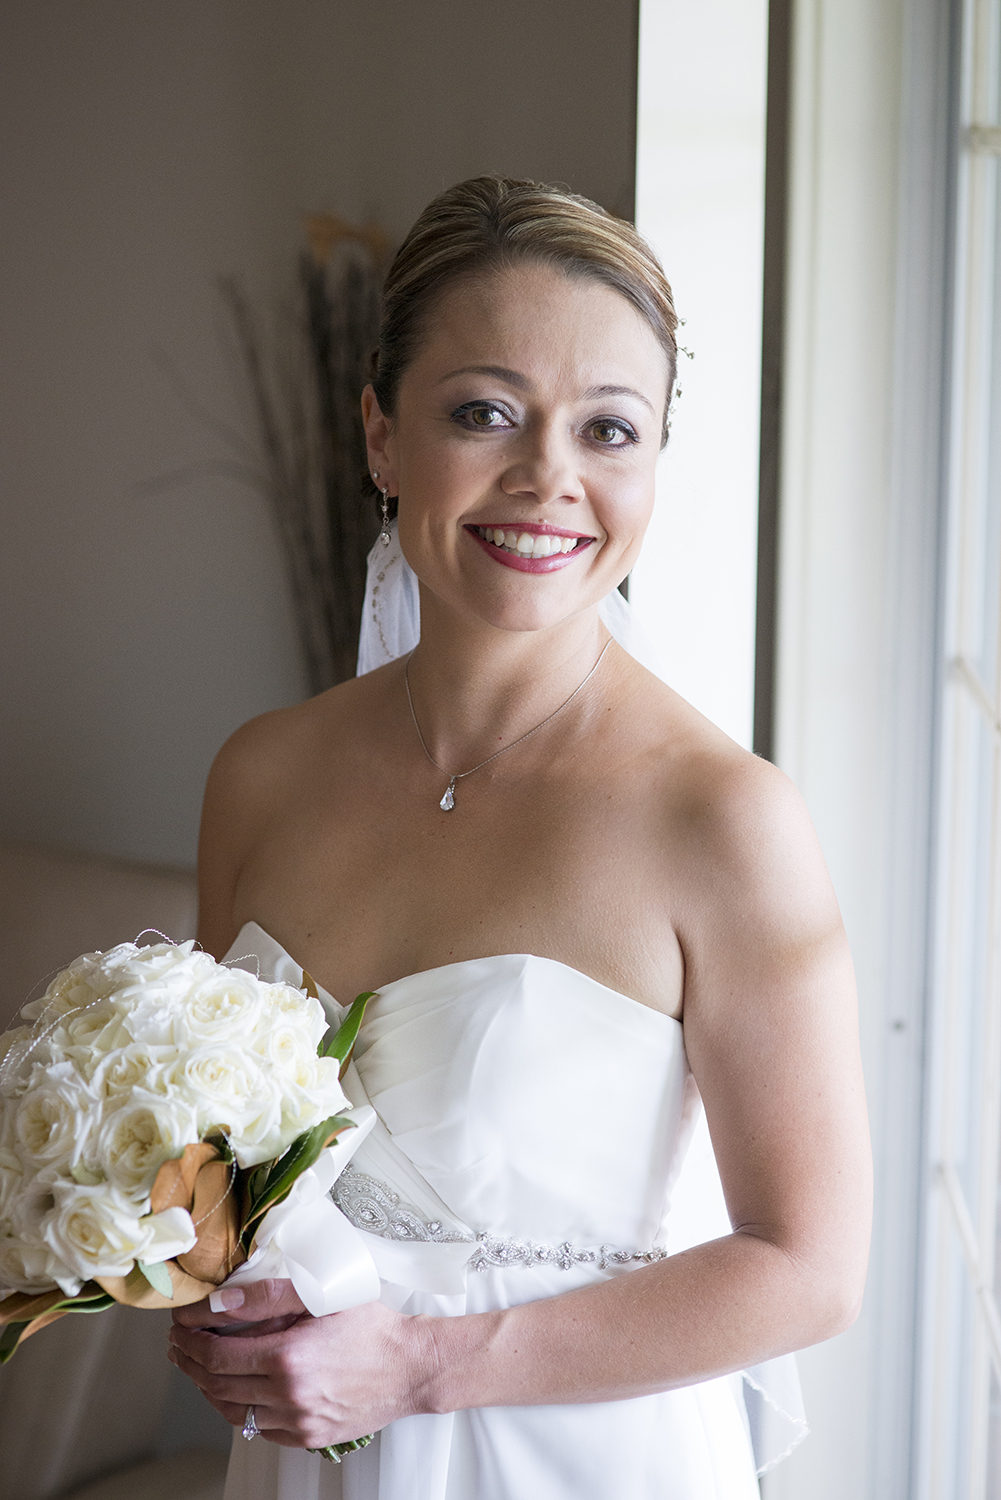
[221,924,806,1500]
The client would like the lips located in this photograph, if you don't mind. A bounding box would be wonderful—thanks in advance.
[465,523,595,573]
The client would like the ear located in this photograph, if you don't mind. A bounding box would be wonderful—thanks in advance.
[362,385,396,493]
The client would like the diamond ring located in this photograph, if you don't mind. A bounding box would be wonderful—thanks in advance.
[242,1405,260,1441]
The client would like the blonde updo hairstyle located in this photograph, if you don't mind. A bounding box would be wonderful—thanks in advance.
[365,175,678,515]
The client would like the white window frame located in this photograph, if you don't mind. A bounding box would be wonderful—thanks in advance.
[917,1,1001,1495]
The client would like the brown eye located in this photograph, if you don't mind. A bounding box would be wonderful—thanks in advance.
[451,401,513,430]
[590,420,632,445]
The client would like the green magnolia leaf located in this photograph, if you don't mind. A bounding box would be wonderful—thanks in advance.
[240,1114,357,1251]
[203,1132,235,1165]
[0,1289,117,1363]
[0,1322,28,1363]
[137,1259,174,1299]
[64,1293,117,1315]
[321,992,376,1078]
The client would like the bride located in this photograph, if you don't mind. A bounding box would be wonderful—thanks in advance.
[168,176,871,1499]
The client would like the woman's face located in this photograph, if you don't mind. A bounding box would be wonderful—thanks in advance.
[364,261,669,638]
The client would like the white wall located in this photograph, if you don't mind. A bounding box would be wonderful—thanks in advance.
[0,0,639,868]
[631,0,768,748]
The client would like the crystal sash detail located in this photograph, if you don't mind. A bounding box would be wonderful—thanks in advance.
[468,1237,669,1273]
[331,1166,669,1274]
[331,1167,471,1245]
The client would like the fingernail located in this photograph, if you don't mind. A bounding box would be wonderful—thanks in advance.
[209,1287,245,1312]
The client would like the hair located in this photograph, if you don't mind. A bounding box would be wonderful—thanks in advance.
[364,175,678,511]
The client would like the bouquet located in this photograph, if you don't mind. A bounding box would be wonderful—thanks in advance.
[0,937,380,1460]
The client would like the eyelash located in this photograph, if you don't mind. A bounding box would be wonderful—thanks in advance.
[450,401,640,446]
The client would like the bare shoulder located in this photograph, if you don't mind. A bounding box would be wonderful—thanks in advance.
[634,682,849,1033]
[204,667,390,804]
[673,728,826,908]
[617,662,841,956]
[196,671,387,956]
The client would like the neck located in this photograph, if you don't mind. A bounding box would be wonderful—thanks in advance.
[404,588,611,773]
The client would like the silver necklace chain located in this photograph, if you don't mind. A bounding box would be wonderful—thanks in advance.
[404,638,613,811]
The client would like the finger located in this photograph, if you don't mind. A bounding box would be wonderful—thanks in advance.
[167,1343,272,1410]
[173,1279,305,1330]
[209,1398,250,1428]
[169,1324,278,1376]
[262,1429,317,1448]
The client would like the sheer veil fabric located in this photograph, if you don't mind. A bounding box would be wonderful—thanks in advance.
[221,529,807,1500]
[355,522,667,680]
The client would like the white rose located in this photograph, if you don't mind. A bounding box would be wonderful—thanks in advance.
[0,1235,65,1296]
[0,1026,70,1099]
[14,1065,99,1169]
[41,1180,152,1283]
[277,1054,348,1135]
[21,945,128,1023]
[0,1024,36,1085]
[169,1046,280,1167]
[4,1163,65,1255]
[107,948,224,1046]
[91,1043,178,1100]
[171,967,271,1044]
[95,1092,199,1198]
[51,1001,132,1069]
[256,983,327,1051]
[0,1147,25,1226]
[253,1022,319,1075]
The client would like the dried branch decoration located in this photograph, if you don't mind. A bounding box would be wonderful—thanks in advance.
[220,215,388,693]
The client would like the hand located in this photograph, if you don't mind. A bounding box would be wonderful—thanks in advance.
[169,1279,436,1450]
[173,1277,307,1339]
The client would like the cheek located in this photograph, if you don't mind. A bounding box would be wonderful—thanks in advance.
[397,438,497,527]
[588,464,656,538]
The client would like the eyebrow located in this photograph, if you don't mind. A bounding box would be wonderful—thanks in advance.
[437,364,530,389]
[437,366,657,416]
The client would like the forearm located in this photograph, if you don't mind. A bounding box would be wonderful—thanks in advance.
[413,1229,859,1414]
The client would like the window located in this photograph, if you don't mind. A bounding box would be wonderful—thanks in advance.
[919,1,1001,1493]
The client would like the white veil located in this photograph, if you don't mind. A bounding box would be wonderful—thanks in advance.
[356,521,667,678]
[355,524,808,1476]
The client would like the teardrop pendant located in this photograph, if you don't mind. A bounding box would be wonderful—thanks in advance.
[439,780,456,812]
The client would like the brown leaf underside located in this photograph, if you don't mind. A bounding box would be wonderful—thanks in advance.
[0,1286,67,1329]
[150,1141,221,1215]
[149,1140,245,1285]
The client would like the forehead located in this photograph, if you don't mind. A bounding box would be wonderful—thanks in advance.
[406,262,668,396]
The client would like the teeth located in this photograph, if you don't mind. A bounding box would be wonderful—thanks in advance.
[475,527,581,557]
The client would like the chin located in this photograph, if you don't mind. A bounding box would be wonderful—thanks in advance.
[464,592,601,637]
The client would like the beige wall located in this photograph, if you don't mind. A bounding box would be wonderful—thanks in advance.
[0,0,638,868]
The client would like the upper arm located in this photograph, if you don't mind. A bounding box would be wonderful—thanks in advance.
[195,712,288,960]
[676,758,871,1320]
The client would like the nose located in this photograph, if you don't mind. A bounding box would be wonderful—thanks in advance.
[499,422,586,505]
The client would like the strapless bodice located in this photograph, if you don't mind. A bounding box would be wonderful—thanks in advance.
[228,924,699,1257]
[350,951,692,1249]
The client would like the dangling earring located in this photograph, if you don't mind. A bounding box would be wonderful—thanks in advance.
[373,471,392,546]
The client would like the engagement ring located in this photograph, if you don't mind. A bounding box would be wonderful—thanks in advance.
[242,1405,260,1441]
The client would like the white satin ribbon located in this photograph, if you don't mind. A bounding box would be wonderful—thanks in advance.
[211,1105,382,1317]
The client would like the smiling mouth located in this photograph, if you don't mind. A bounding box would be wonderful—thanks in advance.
[470,525,591,559]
